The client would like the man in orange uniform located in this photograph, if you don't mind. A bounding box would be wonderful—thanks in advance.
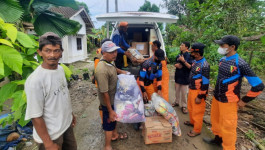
[203,35,264,150]
[183,43,210,137]
[139,49,165,102]
[150,40,170,102]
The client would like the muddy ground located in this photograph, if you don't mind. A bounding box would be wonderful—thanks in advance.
[20,58,264,150]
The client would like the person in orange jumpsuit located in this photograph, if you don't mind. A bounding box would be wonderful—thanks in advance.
[148,41,170,102]
[183,43,210,137]
[203,35,264,150]
[138,49,165,102]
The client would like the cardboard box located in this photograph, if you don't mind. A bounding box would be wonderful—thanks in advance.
[131,42,149,56]
[143,116,172,144]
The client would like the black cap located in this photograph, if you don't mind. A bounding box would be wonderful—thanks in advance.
[154,49,165,60]
[190,42,205,53]
[214,35,240,47]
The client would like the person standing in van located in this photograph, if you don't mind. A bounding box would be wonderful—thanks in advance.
[112,22,132,69]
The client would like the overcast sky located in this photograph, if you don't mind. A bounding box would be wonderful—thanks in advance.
[77,0,168,28]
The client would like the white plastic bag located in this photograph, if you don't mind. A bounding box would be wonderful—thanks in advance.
[144,101,157,117]
[151,93,181,136]
[114,74,145,123]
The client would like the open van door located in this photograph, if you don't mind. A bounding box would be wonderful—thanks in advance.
[96,12,178,56]
[96,12,178,23]
[96,12,178,74]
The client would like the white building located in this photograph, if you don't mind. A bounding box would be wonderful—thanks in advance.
[50,7,94,63]
[24,7,94,64]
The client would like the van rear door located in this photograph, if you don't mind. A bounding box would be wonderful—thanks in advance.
[96,12,178,23]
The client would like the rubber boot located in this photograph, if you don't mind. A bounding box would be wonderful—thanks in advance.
[203,135,222,146]
[123,55,128,67]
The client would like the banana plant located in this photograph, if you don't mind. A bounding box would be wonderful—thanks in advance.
[0,0,81,37]
[87,26,108,41]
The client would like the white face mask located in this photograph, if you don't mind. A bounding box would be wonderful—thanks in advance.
[217,47,229,55]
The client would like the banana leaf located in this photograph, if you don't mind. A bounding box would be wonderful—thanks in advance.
[0,0,23,23]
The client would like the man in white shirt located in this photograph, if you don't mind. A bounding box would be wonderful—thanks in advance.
[25,32,77,150]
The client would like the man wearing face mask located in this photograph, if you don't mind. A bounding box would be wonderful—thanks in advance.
[138,49,165,102]
[183,43,210,137]
[112,22,132,69]
[203,35,264,150]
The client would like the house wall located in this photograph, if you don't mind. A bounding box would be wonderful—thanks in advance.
[60,13,88,63]
[71,14,86,35]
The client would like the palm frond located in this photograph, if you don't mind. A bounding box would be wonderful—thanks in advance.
[0,0,23,23]
[36,0,78,10]
[33,11,81,37]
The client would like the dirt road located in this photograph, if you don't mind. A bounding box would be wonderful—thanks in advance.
[73,75,221,150]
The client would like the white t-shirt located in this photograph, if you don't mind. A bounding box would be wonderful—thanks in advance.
[25,65,73,143]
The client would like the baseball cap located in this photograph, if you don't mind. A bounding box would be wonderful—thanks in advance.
[39,32,61,44]
[154,49,165,61]
[214,35,240,47]
[101,41,120,53]
[190,42,205,53]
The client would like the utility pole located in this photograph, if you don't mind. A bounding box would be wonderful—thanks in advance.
[115,0,118,12]
[106,0,109,38]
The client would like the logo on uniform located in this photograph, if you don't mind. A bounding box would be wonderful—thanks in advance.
[148,67,152,71]
[230,66,237,73]
[196,67,200,72]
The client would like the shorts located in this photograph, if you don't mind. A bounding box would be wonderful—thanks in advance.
[102,105,117,131]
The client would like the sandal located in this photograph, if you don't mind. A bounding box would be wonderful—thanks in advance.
[184,121,194,127]
[181,107,188,114]
[187,130,201,137]
[111,132,128,141]
[171,102,179,107]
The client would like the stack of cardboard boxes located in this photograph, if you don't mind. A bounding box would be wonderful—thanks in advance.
[131,32,149,56]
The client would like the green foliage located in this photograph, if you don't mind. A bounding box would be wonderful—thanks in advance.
[88,26,109,42]
[60,64,72,81]
[0,0,81,37]
[75,1,89,13]
[165,46,179,64]
[0,0,23,23]
[33,11,82,37]
[246,130,256,140]
[82,68,89,73]
[138,0,163,31]
[139,1,160,12]
[163,0,265,84]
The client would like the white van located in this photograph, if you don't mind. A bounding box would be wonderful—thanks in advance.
[96,12,178,74]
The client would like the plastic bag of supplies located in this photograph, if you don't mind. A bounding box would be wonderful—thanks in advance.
[144,101,157,117]
[114,74,145,123]
[151,93,181,136]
